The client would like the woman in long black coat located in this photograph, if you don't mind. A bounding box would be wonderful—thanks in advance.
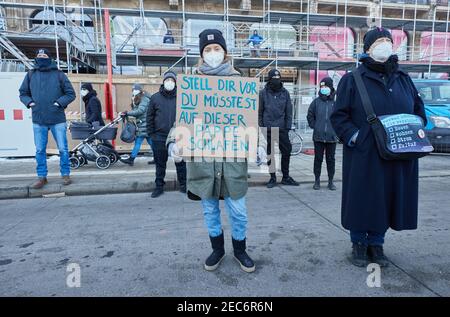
[80,83,104,126]
[330,28,426,268]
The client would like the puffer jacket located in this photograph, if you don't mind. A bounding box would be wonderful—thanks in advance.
[127,94,151,137]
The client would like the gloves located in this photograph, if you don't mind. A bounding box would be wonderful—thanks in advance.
[120,111,128,118]
[168,142,183,163]
[256,146,267,166]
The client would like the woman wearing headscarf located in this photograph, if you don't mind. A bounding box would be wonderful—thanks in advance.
[330,27,426,268]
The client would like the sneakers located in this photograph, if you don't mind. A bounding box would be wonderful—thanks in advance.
[120,157,135,166]
[328,180,337,191]
[204,233,226,271]
[367,245,389,267]
[266,177,277,188]
[281,176,299,186]
[62,176,72,186]
[350,243,369,267]
[232,238,255,273]
[313,179,321,190]
[151,187,164,198]
[31,178,47,190]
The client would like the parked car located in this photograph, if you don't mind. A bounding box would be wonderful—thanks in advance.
[413,79,450,153]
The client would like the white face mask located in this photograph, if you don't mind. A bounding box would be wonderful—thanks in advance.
[370,41,393,62]
[80,89,89,97]
[164,80,175,91]
[203,50,225,68]
[132,89,141,97]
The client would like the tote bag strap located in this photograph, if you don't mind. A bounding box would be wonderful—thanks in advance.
[352,68,378,124]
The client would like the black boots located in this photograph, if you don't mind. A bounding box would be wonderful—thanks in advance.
[232,238,255,273]
[204,235,255,273]
[328,179,337,191]
[151,187,164,198]
[351,243,369,267]
[204,233,225,271]
[367,245,389,267]
[313,179,320,190]
[350,244,389,267]
[281,176,299,186]
[266,174,277,188]
[120,157,135,166]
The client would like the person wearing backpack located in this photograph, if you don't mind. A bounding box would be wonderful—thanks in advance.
[19,48,76,189]
[120,84,154,166]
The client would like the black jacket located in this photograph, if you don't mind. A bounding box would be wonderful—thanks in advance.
[83,90,104,126]
[147,85,177,142]
[258,84,293,129]
[307,93,338,143]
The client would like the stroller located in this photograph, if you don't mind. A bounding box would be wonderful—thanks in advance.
[69,117,122,170]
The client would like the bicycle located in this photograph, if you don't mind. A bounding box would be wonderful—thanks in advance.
[289,128,303,156]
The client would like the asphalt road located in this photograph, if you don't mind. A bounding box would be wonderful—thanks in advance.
[0,176,449,296]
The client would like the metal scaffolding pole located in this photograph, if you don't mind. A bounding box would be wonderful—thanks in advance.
[343,0,347,57]
[445,1,450,61]
[63,0,70,71]
[428,4,437,77]
[51,0,60,68]
[412,0,418,61]
[182,0,187,73]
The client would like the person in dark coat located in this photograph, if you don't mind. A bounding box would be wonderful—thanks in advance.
[80,83,104,126]
[307,77,338,191]
[163,30,175,44]
[19,48,76,189]
[147,71,186,198]
[330,27,427,268]
[259,68,298,188]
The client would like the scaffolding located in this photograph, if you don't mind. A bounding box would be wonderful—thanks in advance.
[1,0,450,128]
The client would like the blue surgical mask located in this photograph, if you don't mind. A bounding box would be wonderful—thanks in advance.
[320,87,331,96]
[35,58,52,68]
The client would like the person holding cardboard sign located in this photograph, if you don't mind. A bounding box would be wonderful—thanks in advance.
[166,29,256,273]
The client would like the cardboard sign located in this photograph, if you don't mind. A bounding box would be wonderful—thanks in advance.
[175,74,259,160]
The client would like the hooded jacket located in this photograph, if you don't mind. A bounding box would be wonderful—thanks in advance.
[19,60,76,125]
[147,85,177,142]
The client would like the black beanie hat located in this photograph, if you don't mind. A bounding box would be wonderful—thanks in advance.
[268,68,281,80]
[363,27,393,53]
[320,77,334,90]
[81,83,93,92]
[36,48,51,58]
[199,29,227,57]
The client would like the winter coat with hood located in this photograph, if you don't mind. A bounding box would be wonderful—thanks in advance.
[19,60,76,125]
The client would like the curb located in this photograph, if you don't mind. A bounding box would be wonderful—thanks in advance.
[1,174,449,200]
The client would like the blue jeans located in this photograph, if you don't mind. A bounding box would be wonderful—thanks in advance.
[201,197,248,241]
[130,136,153,159]
[33,122,70,178]
[350,230,387,246]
